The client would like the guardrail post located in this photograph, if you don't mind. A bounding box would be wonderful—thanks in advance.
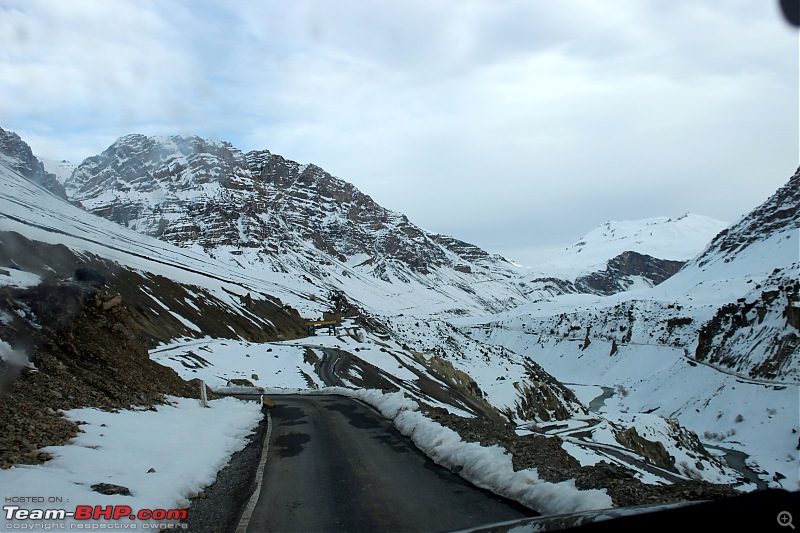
[200,380,208,408]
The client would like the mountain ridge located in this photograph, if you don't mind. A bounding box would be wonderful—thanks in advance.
[56,132,736,309]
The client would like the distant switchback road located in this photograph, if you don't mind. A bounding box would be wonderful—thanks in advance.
[243,394,535,532]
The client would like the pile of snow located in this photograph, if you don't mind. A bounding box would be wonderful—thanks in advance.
[0,396,263,528]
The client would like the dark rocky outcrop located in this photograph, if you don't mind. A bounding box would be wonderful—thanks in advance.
[507,361,586,422]
[574,251,686,295]
[614,426,675,472]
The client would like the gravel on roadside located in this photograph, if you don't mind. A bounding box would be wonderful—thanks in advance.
[182,406,269,533]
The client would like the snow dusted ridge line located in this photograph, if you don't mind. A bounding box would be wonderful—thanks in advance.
[308,387,613,515]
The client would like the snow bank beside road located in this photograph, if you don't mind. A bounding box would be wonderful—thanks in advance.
[325,387,613,515]
[0,396,263,528]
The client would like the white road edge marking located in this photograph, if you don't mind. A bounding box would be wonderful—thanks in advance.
[236,409,272,533]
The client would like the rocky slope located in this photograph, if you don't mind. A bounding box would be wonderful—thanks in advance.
[684,168,800,381]
[0,231,309,347]
[0,280,200,468]
[694,271,798,381]
[694,168,799,269]
[0,127,67,200]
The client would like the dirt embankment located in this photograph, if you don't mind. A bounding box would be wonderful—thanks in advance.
[0,231,309,348]
[0,281,199,468]
[0,231,311,470]
[419,404,742,508]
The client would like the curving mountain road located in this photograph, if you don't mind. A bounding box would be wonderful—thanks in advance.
[316,348,346,387]
[241,394,535,532]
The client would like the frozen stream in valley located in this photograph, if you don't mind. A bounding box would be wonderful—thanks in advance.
[571,382,768,489]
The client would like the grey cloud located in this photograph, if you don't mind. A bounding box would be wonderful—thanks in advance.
[1,0,796,266]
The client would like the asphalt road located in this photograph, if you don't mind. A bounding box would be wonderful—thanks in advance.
[316,348,345,387]
[244,394,535,533]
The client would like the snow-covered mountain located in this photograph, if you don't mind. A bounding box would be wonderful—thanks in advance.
[0,127,67,200]
[544,214,729,273]
[41,158,76,185]
[0,130,586,429]
[63,134,527,316]
[519,214,728,299]
[464,167,800,490]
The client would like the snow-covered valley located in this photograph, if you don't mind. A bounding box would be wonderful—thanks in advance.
[0,127,797,528]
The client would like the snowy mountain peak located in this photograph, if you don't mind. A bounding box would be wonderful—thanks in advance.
[515,213,729,299]
[41,158,77,185]
[61,132,525,314]
[542,213,729,274]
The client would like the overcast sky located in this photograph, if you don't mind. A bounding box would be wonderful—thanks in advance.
[1,0,798,266]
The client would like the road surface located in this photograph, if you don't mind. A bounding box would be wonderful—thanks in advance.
[316,348,345,387]
[243,394,535,532]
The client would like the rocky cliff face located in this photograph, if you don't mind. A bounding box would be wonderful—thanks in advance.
[66,134,252,246]
[521,251,687,298]
[695,267,799,381]
[0,127,67,200]
[574,251,686,295]
[695,167,800,268]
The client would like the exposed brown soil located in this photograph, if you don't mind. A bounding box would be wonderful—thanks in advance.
[0,230,310,348]
[0,281,199,468]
